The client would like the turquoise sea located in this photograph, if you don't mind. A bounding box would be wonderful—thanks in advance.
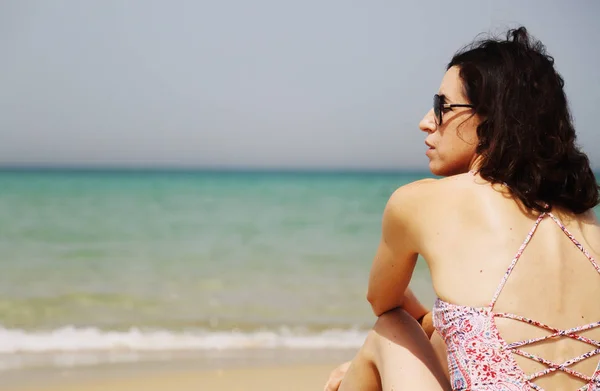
[0,169,437,371]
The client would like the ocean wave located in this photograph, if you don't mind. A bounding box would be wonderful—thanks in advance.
[0,325,367,353]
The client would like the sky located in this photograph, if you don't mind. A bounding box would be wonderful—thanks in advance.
[1,0,599,170]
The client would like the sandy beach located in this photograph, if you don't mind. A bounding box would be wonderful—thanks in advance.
[1,348,355,391]
[3,365,336,391]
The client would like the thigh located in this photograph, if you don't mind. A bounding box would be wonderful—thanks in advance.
[430,330,450,381]
[339,308,451,391]
[372,308,451,391]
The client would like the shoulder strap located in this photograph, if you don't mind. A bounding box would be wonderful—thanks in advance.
[547,212,600,275]
[489,213,546,309]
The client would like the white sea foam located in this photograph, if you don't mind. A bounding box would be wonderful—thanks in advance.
[0,326,367,371]
[0,326,367,353]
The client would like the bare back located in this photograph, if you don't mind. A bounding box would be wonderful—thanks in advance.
[416,172,600,390]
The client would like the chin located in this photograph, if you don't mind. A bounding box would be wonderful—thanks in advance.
[429,161,465,177]
[428,161,448,177]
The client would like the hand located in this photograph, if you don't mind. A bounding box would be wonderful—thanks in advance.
[324,361,352,391]
[419,311,435,338]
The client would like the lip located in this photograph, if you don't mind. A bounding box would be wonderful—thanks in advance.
[425,141,435,156]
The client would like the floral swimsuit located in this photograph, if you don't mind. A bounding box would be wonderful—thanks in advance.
[433,212,600,390]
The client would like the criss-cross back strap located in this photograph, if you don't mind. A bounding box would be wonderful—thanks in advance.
[488,212,547,308]
[489,211,600,309]
[487,211,600,388]
[493,312,600,382]
[495,313,600,350]
[515,348,600,382]
[546,212,600,274]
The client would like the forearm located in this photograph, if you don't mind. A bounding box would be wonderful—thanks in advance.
[401,287,435,338]
[401,287,429,321]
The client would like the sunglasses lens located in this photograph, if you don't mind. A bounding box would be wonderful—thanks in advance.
[433,95,441,124]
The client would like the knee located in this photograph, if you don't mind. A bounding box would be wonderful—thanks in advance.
[373,308,425,339]
[363,309,450,391]
[355,311,413,364]
[373,307,412,325]
[369,308,431,360]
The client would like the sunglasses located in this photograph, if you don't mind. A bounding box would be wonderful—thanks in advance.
[433,94,474,126]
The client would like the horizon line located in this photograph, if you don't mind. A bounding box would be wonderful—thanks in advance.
[0,164,432,175]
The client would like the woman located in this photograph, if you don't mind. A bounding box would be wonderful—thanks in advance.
[325,27,600,391]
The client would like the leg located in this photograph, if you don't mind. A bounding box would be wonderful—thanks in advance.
[338,308,451,391]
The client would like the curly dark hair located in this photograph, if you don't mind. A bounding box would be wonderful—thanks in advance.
[448,27,598,214]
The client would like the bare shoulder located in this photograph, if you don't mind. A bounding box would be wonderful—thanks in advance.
[387,178,438,210]
[384,177,443,225]
[384,173,484,231]
[387,173,477,208]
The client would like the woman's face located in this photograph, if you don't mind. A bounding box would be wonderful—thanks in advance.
[419,66,481,176]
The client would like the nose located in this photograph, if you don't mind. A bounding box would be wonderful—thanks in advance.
[419,108,436,134]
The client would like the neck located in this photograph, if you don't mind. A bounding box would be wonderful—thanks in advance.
[468,155,483,174]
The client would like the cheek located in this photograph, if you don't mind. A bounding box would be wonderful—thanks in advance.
[448,127,478,156]
[429,134,477,175]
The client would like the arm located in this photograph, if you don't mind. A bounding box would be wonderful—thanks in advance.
[403,286,429,322]
[325,183,436,391]
[367,180,432,317]
[396,287,435,338]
